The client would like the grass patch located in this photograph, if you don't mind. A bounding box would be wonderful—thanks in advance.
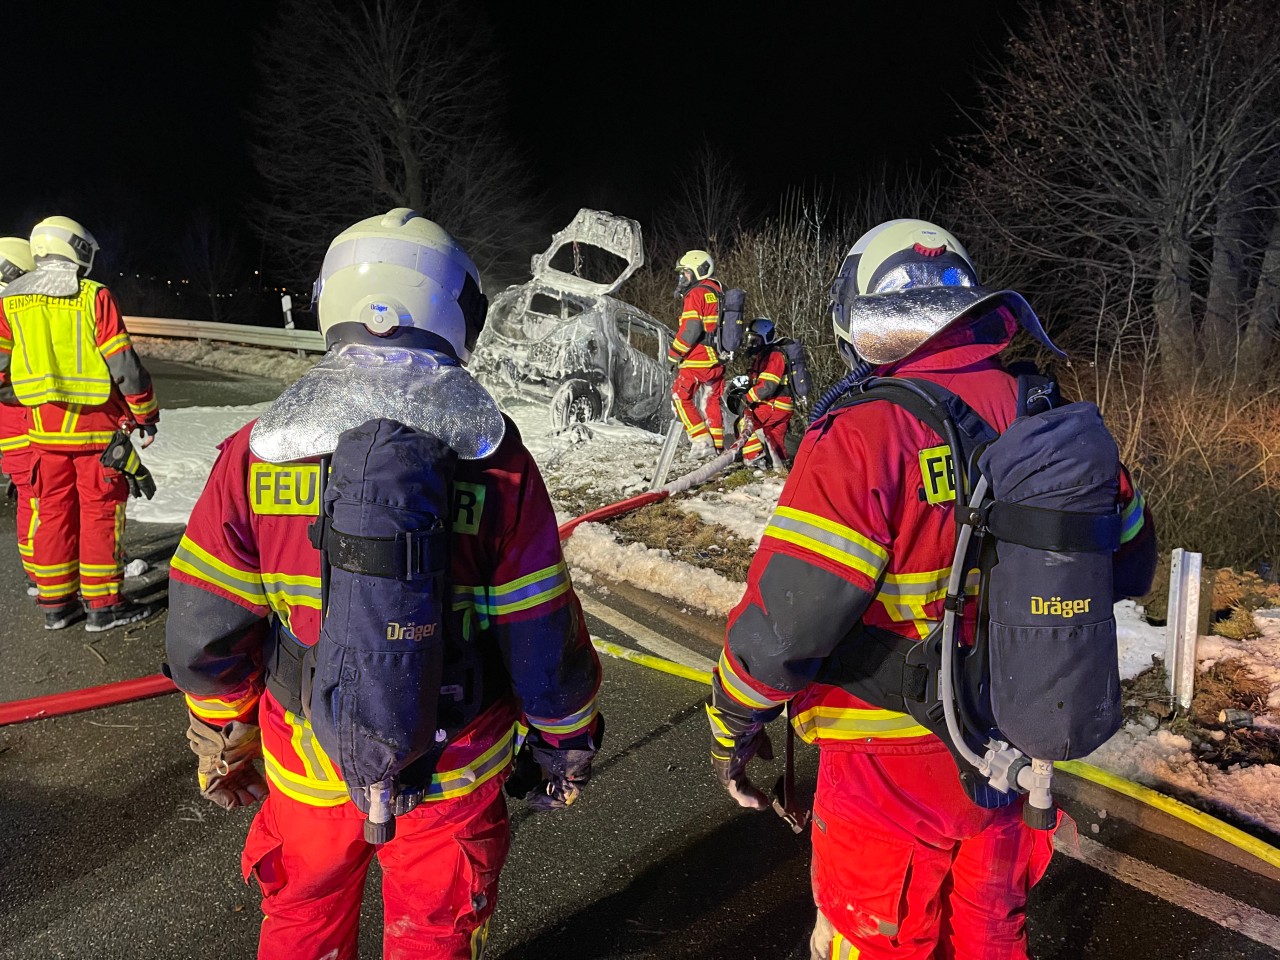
[604,500,755,582]
[1123,658,1279,769]
[550,483,617,518]
[1212,605,1262,640]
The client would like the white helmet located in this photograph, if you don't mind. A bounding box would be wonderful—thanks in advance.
[0,237,35,289]
[313,209,487,363]
[30,216,99,275]
[676,249,715,280]
[829,219,1060,368]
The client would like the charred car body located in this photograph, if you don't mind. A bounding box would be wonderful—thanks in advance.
[471,209,673,432]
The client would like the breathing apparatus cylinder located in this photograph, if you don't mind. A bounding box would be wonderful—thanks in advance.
[308,418,455,845]
[938,477,1057,831]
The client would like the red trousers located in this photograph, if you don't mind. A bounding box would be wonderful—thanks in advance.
[741,403,793,464]
[242,778,510,960]
[30,448,127,609]
[672,365,725,449]
[1,446,38,585]
[810,742,1054,960]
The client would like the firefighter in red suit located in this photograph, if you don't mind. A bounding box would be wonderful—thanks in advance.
[0,217,159,632]
[667,249,725,456]
[165,210,602,960]
[705,221,1157,960]
[0,238,38,593]
[737,318,794,468]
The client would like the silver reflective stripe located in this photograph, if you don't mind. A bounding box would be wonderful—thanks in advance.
[767,511,886,574]
[317,236,466,298]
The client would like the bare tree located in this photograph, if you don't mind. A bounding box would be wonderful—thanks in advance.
[957,0,1280,383]
[249,0,536,288]
[650,141,751,265]
[180,209,251,323]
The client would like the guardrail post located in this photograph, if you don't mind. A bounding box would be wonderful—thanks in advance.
[1164,548,1202,710]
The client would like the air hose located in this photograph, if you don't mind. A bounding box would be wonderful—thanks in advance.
[808,359,875,423]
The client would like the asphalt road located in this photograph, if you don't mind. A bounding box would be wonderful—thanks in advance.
[0,358,1276,959]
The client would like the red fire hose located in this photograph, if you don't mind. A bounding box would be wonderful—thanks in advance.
[0,672,176,726]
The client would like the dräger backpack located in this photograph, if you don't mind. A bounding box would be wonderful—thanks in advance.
[818,374,1123,829]
[307,418,456,843]
[777,337,810,402]
[689,282,747,356]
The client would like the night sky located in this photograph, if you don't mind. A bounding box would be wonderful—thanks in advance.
[1,1,1031,275]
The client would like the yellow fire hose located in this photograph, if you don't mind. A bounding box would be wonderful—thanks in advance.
[591,638,1280,871]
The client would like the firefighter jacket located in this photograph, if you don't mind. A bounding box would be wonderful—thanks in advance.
[667,279,723,368]
[0,280,158,452]
[713,307,1155,750]
[744,347,793,415]
[166,415,602,808]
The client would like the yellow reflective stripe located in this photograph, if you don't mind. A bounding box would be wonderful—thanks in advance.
[170,536,268,607]
[27,559,77,575]
[129,395,159,415]
[716,649,780,710]
[262,744,351,806]
[99,332,131,357]
[80,583,121,598]
[759,372,782,384]
[527,695,597,736]
[28,429,118,446]
[184,690,259,721]
[678,357,720,368]
[487,561,571,617]
[80,561,119,576]
[38,579,78,597]
[1120,490,1146,544]
[426,724,516,800]
[284,708,340,782]
[765,506,888,580]
[0,435,27,451]
[705,703,737,750]
[833,931,860,959]
[793,705,931,743]
[263,571,323,615]
[265,722,518,807]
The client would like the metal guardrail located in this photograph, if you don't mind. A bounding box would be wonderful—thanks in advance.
[124,316,327,353]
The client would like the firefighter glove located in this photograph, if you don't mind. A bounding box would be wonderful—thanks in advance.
[707,701,774,811]
[186,714,268,810]
[518,714,604,812]
[100,430,156,500]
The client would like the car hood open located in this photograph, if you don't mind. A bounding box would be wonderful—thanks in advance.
[529,208,645,298]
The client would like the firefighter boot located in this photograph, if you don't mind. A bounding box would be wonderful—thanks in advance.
[85,598,152,633]
[44,602,86,631]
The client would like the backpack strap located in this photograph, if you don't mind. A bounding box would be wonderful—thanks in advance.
[322,522,448,581]
[835,377,999,491]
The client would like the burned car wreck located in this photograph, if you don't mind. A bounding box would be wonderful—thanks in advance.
[470,209,673,432]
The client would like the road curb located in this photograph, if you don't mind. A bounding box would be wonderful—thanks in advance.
[1053,764,1280,883]
[577,574,1280,883]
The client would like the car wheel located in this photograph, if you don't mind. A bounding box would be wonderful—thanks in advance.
[551,378,603,429]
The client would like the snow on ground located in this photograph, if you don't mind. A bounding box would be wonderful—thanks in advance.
[562,521,743,618]
[128,351,1280,835]
[127,403,270,524]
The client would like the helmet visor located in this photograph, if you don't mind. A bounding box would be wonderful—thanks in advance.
[866,251,977,295]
